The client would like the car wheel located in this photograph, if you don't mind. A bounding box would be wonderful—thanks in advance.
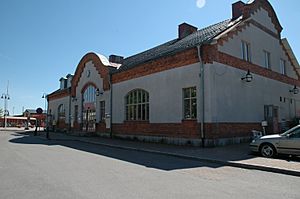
[260,143,276,158]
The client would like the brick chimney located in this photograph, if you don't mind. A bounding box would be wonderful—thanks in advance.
[109,55,124,64]
[232,1,245,20]
[178,23,198,39]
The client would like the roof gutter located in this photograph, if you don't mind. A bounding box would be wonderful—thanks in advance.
[197,45,205,147]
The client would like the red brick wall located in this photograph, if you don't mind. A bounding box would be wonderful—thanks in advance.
[73,121,80,131]
[204,122,261,139]
[217,51,300,86]
[96,122,108,133]
[112,121,260,139]
[112,48,199,84]
[57,119,67,130]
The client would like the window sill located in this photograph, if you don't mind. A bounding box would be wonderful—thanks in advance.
[124,120,150,124]
[182,119,197,122]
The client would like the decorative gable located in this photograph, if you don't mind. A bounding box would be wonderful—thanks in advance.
[233,0,282,34]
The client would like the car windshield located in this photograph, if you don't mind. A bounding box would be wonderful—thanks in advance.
[280,125,300,136]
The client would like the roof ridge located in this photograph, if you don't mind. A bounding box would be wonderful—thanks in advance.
[116,18,234,73]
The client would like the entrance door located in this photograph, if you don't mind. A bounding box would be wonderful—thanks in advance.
[264,105,279,134]
[82,108,96,132]
[82,84,97,133]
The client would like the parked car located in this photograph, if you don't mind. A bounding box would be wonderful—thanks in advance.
[250,125,300,158]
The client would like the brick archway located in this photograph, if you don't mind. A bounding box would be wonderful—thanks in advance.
[71,52,110,97]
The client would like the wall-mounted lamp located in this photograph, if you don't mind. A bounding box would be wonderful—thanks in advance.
[241,69,253,82]
[96,88,104,96]
[289,85,299,94]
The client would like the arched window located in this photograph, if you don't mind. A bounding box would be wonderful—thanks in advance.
[125,89,149,121]
[83,85,96,103]
[58,104,65,119]
[82,85,97,132]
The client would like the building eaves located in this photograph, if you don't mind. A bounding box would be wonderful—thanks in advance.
[114,19,236,73]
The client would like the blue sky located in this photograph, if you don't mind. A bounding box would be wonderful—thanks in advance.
[0,0,299,115]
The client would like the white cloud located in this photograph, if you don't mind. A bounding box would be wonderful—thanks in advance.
[196,0,206,8]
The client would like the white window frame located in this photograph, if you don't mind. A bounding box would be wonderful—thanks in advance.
[263,50,271,69]
[125,89,149,121]
[183,87,197,120]
[241,41,251,62]
[280,59,286,75]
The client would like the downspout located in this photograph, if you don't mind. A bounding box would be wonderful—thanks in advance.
[197,45,205,147]
[109,73,113,138]
[68,89,72,132]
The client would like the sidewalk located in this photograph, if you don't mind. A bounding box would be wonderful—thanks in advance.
[26,130,300,177]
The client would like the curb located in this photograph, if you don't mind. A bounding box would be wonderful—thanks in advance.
[39,135,300,177]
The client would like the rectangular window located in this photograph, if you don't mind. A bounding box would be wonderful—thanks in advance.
[100,101,105,121]
[280,59,286,75]
[74,105,78,122]
[183,87,197,119]
[263,50,271,69]
[241,41,251,62]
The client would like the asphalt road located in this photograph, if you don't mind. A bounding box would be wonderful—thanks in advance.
[0,131,299,199]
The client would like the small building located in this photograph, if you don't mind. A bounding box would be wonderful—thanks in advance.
[48,0,300,146]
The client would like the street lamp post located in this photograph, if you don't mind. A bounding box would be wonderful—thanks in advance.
[1,93,10,129]
[42,93,49,139]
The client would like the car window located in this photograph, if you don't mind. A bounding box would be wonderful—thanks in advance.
[281,125,300,136]
[290,131,300,138]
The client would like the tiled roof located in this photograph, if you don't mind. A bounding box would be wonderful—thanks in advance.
[116,19,234,73]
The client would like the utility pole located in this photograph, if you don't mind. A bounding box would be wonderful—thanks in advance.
[1,81,10,129]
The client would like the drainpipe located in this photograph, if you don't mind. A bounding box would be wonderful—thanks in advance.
[197,45,205,147]
[109,73,113,138]
[68,92,72,132]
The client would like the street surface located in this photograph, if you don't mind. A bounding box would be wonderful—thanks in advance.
[0,131,299,199]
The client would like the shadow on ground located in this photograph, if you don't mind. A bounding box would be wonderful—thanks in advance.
[8,132,224,171]
[8,131,300,171]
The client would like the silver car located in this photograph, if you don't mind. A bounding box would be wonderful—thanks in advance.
[250,125,300,158]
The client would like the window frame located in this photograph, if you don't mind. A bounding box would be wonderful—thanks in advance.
[58,104,65,119]
[263,50,271,69]
[241,40,251,62]
[183,87,197,120]
[280,59,286,75]
[100,100,105,121]
[125,89,149,121]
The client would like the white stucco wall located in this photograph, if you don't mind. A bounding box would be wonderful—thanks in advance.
[48,95,70,123]
[73,60,110,123]
[112,63,204,123]
[219,8,297,79]
[250,8,277,34]
[206,62,300,123]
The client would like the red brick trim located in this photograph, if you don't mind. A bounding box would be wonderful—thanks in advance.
[113,120,200,139]
[47,88,71,101]
[280,40,300,79]
[96,122,108,133]
[248,19,279,39]
[112,48,199,84]
[217,23,249,47]
[73,121,80,131]
[217,51,300,86]
[71,52,110,97]
[204,122,261,139]
[215,18,299,80]
[242,0,282,33]
[81,81,98,94]
[57,119,67,130]
[112,121,260,139]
